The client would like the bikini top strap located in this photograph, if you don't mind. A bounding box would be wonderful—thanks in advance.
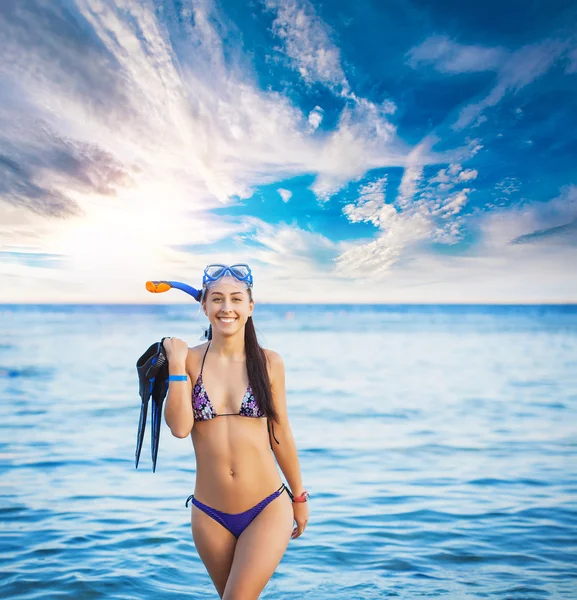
[200,342,211,375]
[268,419,280,447]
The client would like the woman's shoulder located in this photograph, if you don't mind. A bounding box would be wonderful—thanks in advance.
[262,347,284,373]
[185,342,210,379]
[188,341,210,354]
[262,349,285,391]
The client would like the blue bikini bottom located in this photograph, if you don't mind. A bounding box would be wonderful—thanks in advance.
[186,483,288,539]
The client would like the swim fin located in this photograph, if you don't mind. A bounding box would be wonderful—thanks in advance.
[135,338,169,470]
[150,357,169,473]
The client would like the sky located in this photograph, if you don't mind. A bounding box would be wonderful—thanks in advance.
[0,0,576,304]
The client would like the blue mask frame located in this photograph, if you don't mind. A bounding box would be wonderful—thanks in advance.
[202,263,253,288]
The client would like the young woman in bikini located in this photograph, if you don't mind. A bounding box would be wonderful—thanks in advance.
[163,264,309,599]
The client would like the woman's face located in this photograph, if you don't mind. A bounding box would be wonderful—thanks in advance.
[202,277,254,337]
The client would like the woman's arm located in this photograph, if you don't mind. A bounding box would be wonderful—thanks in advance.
[266,350,305,496]
[164,347,195,438]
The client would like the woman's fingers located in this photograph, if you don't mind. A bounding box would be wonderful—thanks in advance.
[162,337,189,363]
[291,519,307,539]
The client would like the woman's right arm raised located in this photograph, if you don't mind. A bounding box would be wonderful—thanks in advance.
[163,338,195,438]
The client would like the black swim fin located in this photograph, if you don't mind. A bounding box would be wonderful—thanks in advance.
[150,356,169,473]
[135,338,169,470]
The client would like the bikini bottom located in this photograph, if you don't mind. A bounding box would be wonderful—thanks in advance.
[186,483,288,539]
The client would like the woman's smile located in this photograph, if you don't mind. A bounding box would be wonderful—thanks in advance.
[218,316,237,324]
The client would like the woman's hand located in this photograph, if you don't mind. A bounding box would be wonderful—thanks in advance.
[291,501,309,540]
[162,337,189,365]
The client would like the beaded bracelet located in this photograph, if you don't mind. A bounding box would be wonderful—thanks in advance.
[168,375,188,381]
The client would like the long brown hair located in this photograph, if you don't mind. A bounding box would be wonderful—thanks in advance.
[245,288,281,446]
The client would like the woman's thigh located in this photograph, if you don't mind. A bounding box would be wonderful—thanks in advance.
[191,506,237,598]
[222,491,294,600]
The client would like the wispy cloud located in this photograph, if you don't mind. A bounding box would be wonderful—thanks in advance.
[243,216,336,264]
[234,216,344,300]
[263,0,350,94]
[494,177,521,198]
[406,35,506,74]
[263,0,408,201]
[477,184,577,249]
[453,39,570,130]
[510,219,577,246]
[406,33,575,130]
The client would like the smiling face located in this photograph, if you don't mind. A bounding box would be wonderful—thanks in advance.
[202,276,254,337]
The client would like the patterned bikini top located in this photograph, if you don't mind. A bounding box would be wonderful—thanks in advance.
[192,342,265,421]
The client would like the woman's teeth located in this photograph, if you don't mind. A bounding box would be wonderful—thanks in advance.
[219,317,236,323]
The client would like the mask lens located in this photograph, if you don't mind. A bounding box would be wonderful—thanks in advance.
[206,265,226,279]
[230,265,249,279]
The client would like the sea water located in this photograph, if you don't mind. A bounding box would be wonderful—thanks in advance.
[1,304,576,599]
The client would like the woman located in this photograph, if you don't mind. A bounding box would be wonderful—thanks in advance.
[163,264,309,600]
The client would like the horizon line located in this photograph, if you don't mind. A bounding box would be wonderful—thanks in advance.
[1,301,577,307]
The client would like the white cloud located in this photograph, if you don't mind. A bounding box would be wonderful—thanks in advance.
[229,217,348,301]
[342,177,389,227]
[477,184,577,249]
[215,212,576,305]
[430,188,471,217]
[429,163,478,188]
[336,211,432,277]
[277,188,292,202]
[458,169,478,182]
[264,0,350,95]
[472,115,488,127]
[396,164,423,210]
[337,161,478,277]
[243,217,336,262]
[263,0,403,202]
[354,185,575,303]
[331,184,577,302]
[395,137,436,209]
[407,34,574,131]
[406,35,506,73]
[453,39,569,130]
[307,105,324,131]
[495,177,521,198]
[307,97,401,202]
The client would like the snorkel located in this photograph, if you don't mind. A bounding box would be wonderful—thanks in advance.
[146,265,253,304]
[146,265,253,340]
[146,280,202,302]
[146,279,211,339]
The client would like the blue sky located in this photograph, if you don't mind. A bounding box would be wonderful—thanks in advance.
[0,0,576,303]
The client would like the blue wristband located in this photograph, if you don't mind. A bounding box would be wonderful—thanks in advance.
[168,375,188,381]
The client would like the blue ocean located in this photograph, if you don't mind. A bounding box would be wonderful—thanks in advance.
[1,304,576,599]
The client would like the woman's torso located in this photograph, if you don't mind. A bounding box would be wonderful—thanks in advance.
[187,342,281,512]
